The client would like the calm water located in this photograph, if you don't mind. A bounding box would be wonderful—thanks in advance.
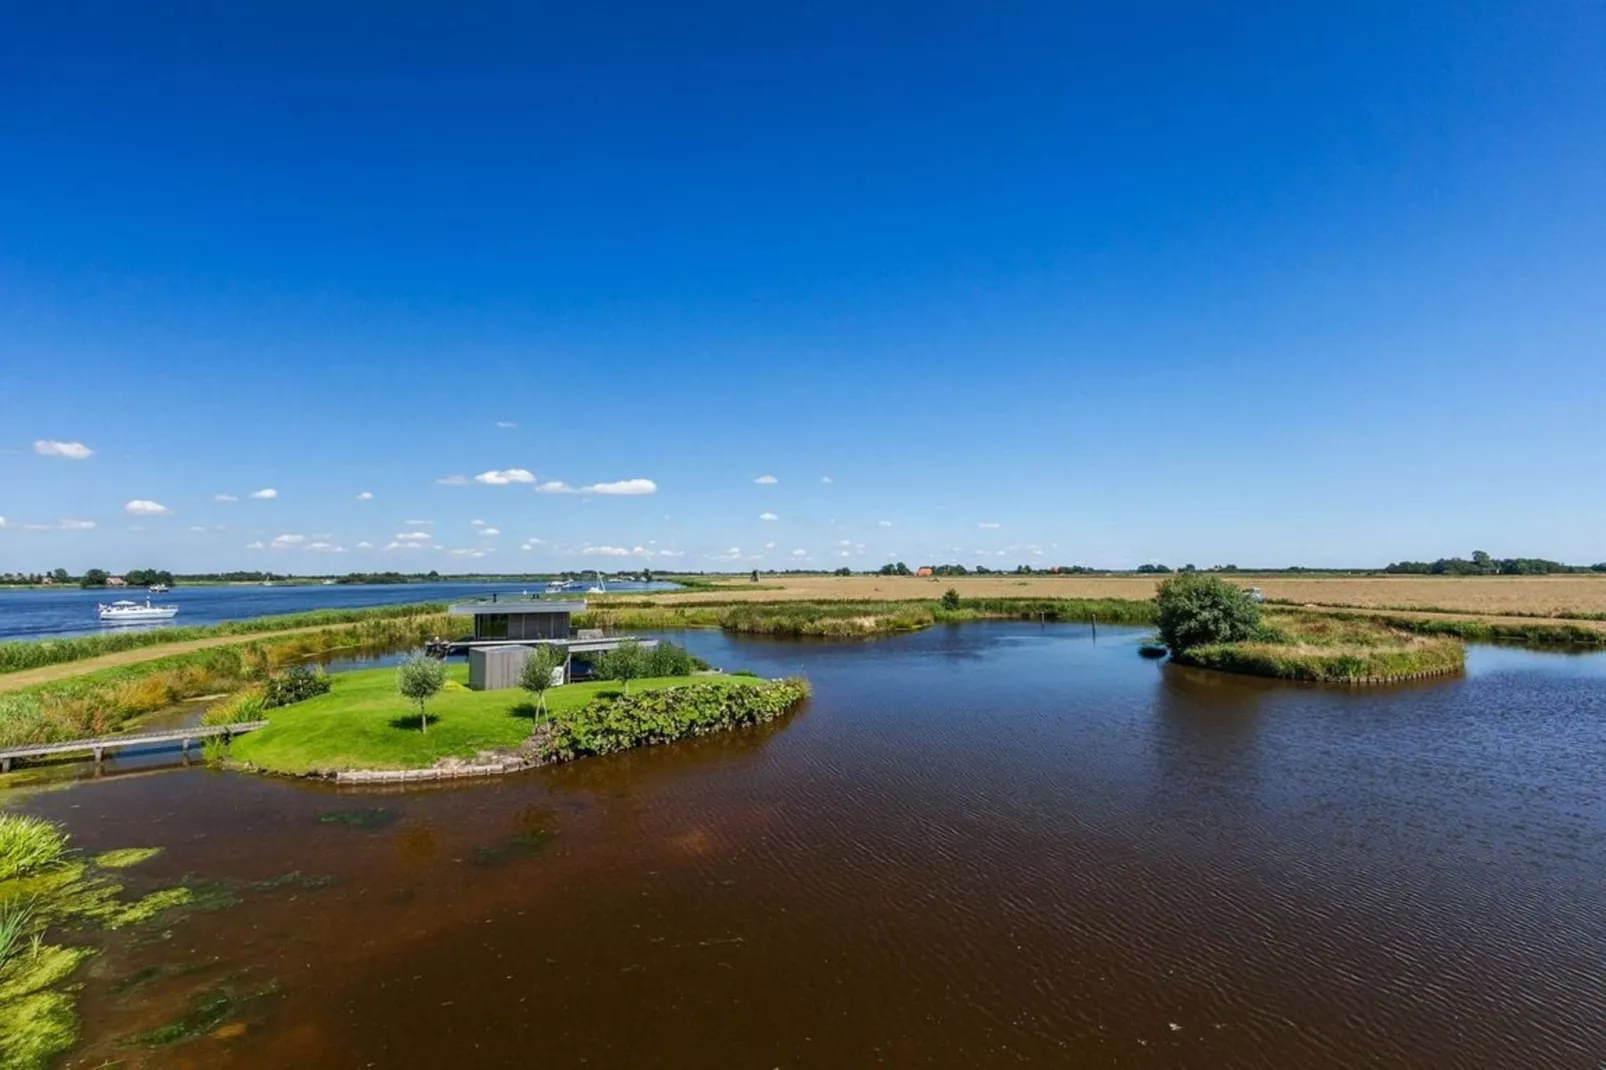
[14,623,1606,1068]
[0,580,677,641]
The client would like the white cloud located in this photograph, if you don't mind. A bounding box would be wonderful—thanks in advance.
[582,545,631,556]
[878,520,893,528]
[471,518,485,526]
[21,518,96,532]
[307,542,346,552]
[708,547,743,560]
[978,522,1001,529]
[764,541,776,550]
[474,468,536,485]
[0,517,8,527]
[839,539,852,546]
[520,541,538,551]
[840,550,852,557]
[125,500,171,516]
[759,512,778,521]
[245,540,266,550]
[792,549,808,557]
[404,519,433,527]
[821,476,833,484]
[495,420,518,429]
[187,524,226,533]
[657,549,684,558]
[584,478,657,496]
[754,474,778,485]
[479,527,500,537]
[383,540,425,551]
[356,491,374,501]
[356,541,374,549]
[533,481,574,494]
[33,440,93,460]
[269,533,306,548]
[449,547,490,558]
[393,531,431,543]
[436,474,469,486]
[250,488,278,500]
[213,494,238,503]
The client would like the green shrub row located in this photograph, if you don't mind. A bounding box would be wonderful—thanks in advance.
[534,677,811,763]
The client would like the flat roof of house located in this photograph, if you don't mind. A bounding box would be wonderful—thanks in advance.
[448,597,587,617]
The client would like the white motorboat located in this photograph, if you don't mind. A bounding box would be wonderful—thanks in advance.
[149,583,170,594]
[545,580,567,594]
[97,598,179,624]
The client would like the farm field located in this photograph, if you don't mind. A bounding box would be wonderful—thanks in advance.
[649,573,1606,619]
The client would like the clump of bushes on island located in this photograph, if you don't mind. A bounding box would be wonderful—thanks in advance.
[1152,573,1464,683]
[529,677,811,764]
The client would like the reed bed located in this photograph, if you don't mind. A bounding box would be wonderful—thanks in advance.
[1174,612,1466,683]
[0,602,448,675]
[580,597,1154,637]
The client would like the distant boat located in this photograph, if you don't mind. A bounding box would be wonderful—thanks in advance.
[322,579,336,585]
[98,598,179,624]
[149,583,170,594]
[545,580,567,594]
[585,570,607,594]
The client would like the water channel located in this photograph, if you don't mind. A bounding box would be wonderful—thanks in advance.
[13,623,1605,1067]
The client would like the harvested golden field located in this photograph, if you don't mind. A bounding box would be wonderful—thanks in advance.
[644,573,1606,620]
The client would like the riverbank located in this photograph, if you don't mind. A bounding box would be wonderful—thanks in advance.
[1171,612,1467,683]
[580,596,1154,637]
[225,664,809,776]
[0,615,455,750]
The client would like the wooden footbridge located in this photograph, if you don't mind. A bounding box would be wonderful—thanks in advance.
[0,720,268,773]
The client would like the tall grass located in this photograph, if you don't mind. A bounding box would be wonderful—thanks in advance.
[0,813,69,881]
[0,601,449,675]
[579,597,1155,637]
[0,614,454,751]
[1173,612,1467,682]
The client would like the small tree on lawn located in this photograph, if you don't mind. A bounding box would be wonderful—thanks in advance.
[600,639,647,695]
[397,654,447,733]
[940,587,962,611]
[518,645,564,718]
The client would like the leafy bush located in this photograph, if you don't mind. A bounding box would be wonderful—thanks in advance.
[1154,573,1262,653]
[260,666,332,709]
[534,678,810,763]
[644,641,701,677]
[593,640,648,693]
[940,588,962,611]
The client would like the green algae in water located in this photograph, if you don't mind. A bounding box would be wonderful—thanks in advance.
[92,846,162,869]
[248,871,338,893]
[0,988,79,1070]
[128,977,281,1047]
[317,807,397,831]
[471,828,554,868]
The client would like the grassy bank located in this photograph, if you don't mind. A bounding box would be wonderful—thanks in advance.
[228,664,806,775]
[0,614,454,750]
[0,602,447,676]
[1173,612,1466,683]
[581,596,1154,637]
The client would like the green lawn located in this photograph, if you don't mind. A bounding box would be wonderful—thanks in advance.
[228,664,760,775]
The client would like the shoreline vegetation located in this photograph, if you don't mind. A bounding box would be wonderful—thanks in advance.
[4,578,1606,760]
[0,602,450,676]
[225,664,810,777]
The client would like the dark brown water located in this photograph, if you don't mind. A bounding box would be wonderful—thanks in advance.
[18,623,1606,1068]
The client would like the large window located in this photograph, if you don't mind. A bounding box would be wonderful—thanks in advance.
[478,613,508,639]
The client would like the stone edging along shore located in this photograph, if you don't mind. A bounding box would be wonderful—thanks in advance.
[333,758,528,784]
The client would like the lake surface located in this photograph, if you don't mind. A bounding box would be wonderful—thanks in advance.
[0,580,678,641]
[13,623,1606,1067]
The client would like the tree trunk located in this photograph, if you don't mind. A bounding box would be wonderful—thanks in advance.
[420,698,427,733]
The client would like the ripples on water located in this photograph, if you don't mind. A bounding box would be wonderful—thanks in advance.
[17,624,1606,1068]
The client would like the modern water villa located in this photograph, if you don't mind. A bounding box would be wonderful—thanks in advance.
[446,596,658,690]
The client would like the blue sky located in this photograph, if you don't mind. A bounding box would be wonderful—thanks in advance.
[2,2,1603,573]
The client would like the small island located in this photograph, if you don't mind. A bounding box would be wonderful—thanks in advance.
[224,651,809,779]
[1153,574,1465,684]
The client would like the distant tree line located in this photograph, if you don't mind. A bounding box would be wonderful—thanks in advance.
[1384,550,1606,576]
